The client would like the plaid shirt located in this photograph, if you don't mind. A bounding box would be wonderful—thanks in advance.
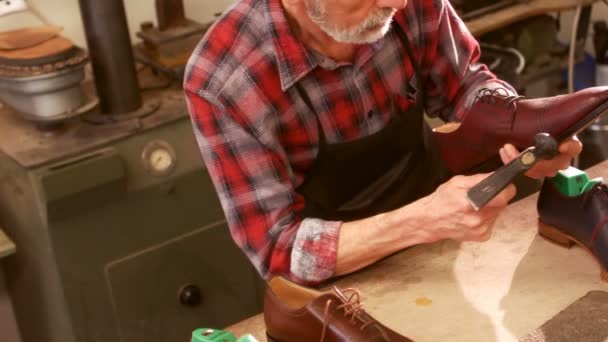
[184,0,514,285]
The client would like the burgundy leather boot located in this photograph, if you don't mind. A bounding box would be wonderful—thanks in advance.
[537,175,608,282]
[433,86,608,174]
[264,277,413,342]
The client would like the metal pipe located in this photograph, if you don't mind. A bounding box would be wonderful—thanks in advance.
[156,0,187,31]
[459,0,522,22]
[78,0,141,115]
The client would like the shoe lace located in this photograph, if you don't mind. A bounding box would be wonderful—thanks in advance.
[475,87,524,108]
[319,287,376,342]
[475,87,525,129]
[583,182,608,204]
[582,183,608,242]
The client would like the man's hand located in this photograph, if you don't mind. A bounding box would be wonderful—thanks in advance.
[498,136,583,179]
[335,173,516,276]
[419,174,516,242]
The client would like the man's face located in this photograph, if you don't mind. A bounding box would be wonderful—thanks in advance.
[306,0,398,44]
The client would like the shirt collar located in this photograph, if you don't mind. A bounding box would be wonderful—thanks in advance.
[265,0,318,91]
[264,0,388,90]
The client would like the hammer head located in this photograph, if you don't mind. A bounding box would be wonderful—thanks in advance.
[532,133,559,160]
[466,133,559,210]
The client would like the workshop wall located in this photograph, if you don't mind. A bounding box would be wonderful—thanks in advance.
[558,2,608,58]
[0,0,237,48]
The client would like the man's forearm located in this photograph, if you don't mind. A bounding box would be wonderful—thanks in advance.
[331,173,515,279]
[334,198,435,276]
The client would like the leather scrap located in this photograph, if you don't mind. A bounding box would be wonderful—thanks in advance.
[0,26,64,50]
[0,36,74,61]
[520,291,608,342]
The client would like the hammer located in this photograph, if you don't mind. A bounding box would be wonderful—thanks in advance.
[467,133,559,211]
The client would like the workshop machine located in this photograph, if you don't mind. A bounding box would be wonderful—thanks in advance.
[452,0,592,91]
[0,1,264,342]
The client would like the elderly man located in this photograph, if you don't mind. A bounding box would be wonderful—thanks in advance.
[184,0,596,287]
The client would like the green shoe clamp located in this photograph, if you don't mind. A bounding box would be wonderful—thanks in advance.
[551,166,604,197]
[191,328,258,342]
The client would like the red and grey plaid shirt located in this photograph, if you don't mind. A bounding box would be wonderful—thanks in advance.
[184,0,514,285]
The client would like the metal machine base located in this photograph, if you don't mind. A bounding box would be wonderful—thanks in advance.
[0,82,264,342]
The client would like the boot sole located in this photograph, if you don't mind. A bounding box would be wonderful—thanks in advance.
[554,98,608,142]
[538,219,608,282]
[266,333,282,342]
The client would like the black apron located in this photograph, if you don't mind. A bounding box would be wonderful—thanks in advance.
[294,23,448,222]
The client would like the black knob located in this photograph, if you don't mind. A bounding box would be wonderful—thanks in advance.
[179,284,202,307]
[532,133,559,160]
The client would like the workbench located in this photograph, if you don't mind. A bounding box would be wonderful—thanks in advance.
[0,227,19,342]
[226,160,608,341]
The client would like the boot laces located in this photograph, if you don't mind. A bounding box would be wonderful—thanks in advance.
[319,287,377,342]
[475,87,524,112]
[583,182,608,204]
[582,182,608,242]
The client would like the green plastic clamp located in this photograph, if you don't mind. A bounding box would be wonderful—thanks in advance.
[191,329,236,342]
[551,166,604,197]
[191,329,258,342]
[236,335,258,342]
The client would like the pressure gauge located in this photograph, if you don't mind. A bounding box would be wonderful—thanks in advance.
[142,140,177,176]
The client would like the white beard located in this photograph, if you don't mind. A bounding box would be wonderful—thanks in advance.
[307,1,396,44]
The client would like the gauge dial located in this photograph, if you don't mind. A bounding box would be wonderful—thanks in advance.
[142,140,177,176]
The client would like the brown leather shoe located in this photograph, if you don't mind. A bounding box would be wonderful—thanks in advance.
[537,173,608,282]
[433,86,608,174]
[264,277,413,342]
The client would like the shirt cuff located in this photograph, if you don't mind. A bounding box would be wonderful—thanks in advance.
[290,218,341,284]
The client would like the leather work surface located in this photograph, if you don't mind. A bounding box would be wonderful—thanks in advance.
[227,163,608,342]
[520,291,608,342]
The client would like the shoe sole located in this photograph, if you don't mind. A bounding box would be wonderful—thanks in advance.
[460,99,608,175]
[554,98,608,142]
[266,333,282,342]
[538,219,608,282]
